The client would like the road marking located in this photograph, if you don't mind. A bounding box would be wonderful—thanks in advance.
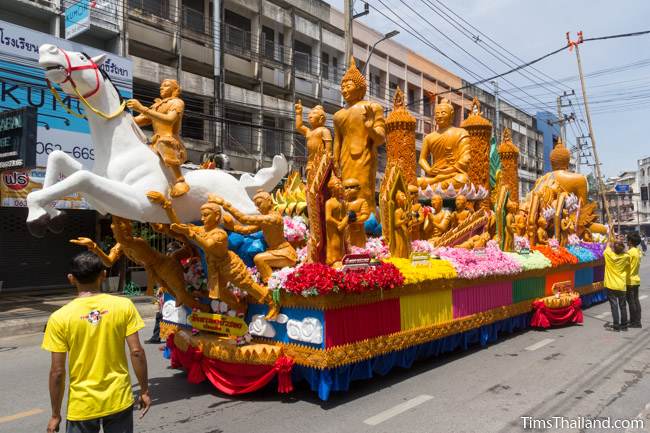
[525,338,554,351]
[639,295,648,300]
[0,408,44,424]
[595,312,612,319]
[363,395,433,426]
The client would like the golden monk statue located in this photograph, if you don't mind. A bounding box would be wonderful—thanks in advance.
[427,194,451,243]
[168,195,279,319]
[504,201,519,251]
[127,79,189,197]
[295,100,332,181]
[391,191,412,259]
[560,209,576,246]
[536,216,549,246]
[216,191,297,284]
[408,184,425,240]
[333,57,386,210]
[418,98,471,190]
[458,231,491,249]
[451,194,472,229]
[70,216,206,311]
[325,176,348,266]
[343,178,370,248]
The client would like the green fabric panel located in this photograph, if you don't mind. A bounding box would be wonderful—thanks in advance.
[512,277,546,303]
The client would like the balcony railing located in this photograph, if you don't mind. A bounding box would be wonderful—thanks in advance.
[183,7,208,34]
[128,0,170,20]
[224,24,251,57]
[294,51,312,75]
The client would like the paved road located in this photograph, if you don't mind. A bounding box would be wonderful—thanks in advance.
[2,262,650,433]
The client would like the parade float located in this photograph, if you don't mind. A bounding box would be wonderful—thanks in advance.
[30,46,608,400]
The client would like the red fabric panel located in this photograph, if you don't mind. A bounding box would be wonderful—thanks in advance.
[324,299,401,348]
[530,298,583,329]
[167,334,294,395]
[545,270,576,296]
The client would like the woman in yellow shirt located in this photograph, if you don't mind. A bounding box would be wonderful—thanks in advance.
[626,232,642,328]
[603,240,630,331]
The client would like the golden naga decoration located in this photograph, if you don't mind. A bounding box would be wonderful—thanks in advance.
[127,79,189,197]
[162,194,279,319]
[343,178,370,248]
[460,97,493,209]
[333,56,386,210]
[295,100,332,182]
[217,191,298,285]
[306,151,335,263]
[417,97,471,191]
[426,194,452,244]
[325,175,349,266]
[435,209,489,248]
[70,216,207,311]
[272,172,307,216]
[385,87,418,186]
[497,128,520,205]
[391,191,412,259]
[408,184,425,240]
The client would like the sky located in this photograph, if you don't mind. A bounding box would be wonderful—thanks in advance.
[329,0,650,178]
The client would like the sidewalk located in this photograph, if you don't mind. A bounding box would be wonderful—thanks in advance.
[0,289,158,338]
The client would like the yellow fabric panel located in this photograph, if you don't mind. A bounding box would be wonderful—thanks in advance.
[400,289,453,330]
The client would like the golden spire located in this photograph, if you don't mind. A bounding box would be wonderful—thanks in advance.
[460,97,492,129]
[498,127,519,158]
[386,86,416,132]
[341,55,367,94]
[550,135,571,170]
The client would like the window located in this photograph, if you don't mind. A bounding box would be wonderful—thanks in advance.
[225,109,254,154]
[263,26,275,60]
[321,52,330,80]
[129,0,170,19]
[224,10,251,55]
[182,95,207,141]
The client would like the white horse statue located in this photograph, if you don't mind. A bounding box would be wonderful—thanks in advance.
[26,44,288,237]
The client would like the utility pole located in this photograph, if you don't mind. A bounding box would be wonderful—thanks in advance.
[344,0,353,67]
[567,32,613,229]
[492,80,500,140]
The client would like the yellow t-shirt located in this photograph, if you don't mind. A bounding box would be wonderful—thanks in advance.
[627,246,641,286]
[603,246,630,291]
[42,294,145,421]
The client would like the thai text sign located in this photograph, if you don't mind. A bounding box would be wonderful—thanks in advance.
[0,107,36,169]
[1,168,89,208]
[188,311,248,337]
[342,253,371,272]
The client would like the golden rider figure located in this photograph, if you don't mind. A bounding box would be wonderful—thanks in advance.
[127,79,190,197]
[295,100,332,182]
[333,57,386,210]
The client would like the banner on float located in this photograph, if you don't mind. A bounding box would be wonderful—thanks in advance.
[188,311,248,337]
[0,19,132,173]
[0,167,90,209]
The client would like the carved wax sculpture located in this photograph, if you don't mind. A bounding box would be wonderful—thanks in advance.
[70,215,206,311]
[418,98,471,190]
[385,87,417,186]
[343,178,370,248]
[391,191,412,259]
[560,209,576,247]
[460,98,492,209]
[169,195,279,319]
[427,194,451,244]
[127,79,190,197]
[325,176,348,266]
[217,191,298,284]
[333,56,386,210]
[497,128,520,204]
[514,209,527,237]
[408,184,425,240]
[536,216,549,246]
[458,231,491,249]
[295,100,332,183]
[451,194,472,229]
[504,200,518,252]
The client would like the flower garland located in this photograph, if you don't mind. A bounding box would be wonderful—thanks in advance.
[349,237,390,259]
[411,239,436,254]
[566,245,597,263]
[514,235,530,253]
[433,241,522,279]
[579,242,605,260]
[267,266,296,290]
[505,250,552,271]
[282,262,403,296]
[384,257,457,284]
[181,256,207,292]
[532,245,579,267]
[283,215,308,243]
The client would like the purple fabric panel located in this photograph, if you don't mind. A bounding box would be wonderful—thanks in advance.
[452,281,514,318]
[593,265,605,282]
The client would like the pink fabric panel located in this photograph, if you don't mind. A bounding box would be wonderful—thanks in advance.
[452,281,513,318]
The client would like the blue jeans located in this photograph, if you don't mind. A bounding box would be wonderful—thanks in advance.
[607,289,628,328]
[66,406,133,433]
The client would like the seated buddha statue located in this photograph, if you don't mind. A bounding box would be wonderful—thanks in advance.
[418,98,471,191]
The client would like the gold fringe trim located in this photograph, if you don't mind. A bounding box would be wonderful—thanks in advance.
[173,330,282,366]
[160,321,182,341]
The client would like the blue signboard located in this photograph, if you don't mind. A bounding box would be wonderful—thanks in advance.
[614,184,631,194]
[65,0,91,40]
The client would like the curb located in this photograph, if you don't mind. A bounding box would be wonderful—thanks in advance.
[0,299,158,339]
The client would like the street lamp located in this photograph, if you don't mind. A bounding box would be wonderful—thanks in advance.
[361,30,400,75]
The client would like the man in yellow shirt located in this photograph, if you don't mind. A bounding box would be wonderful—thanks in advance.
[42,252,151,433]
[603,240,630,332]
[626,232,643,328]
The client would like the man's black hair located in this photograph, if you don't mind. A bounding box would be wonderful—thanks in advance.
[70,251,105,284]
[627,231,641,247]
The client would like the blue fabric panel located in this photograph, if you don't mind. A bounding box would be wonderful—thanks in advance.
[245,304,326,349]
[575,267,594,287]
[581,289,607,308]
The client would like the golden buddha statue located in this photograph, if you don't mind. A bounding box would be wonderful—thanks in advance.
[325,176,348,266]
[408,184,425,240]
[295,100,332,181]
[343,178,370,248]
[127,79,189,197]
[391,191,412,259]
[217,191,297,284]
[427,194,451,243]
[418,98,471,190]
[451,194,472,229]
[333,57,386,210]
